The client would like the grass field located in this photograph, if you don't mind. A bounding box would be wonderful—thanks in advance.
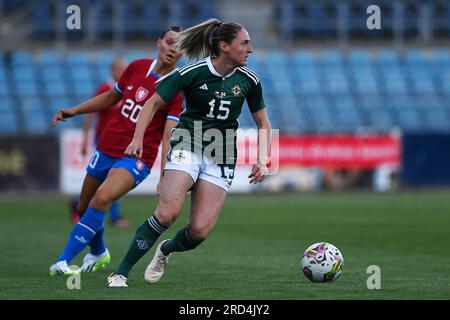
[0,191,449,300]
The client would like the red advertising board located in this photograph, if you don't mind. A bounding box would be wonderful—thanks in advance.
[276,134,400,169]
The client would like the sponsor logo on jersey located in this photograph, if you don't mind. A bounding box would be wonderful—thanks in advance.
[215,91,226,99]
[231,84,241,96]
[135,86,149,102]
[127,85,133,90]
[199,83,208,90]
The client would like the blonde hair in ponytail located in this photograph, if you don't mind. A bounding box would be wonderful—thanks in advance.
[176,18,243,61]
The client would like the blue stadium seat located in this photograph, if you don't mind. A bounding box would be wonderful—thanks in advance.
[319,50,343,66]
[42,66,64,82]
[409,75,436,95]
[38,51,64,67]
[432,49,450,66]
[72,81,96,97]
[304,96,334,131]
[404,50,428,65]
[12,65,35,81]
[265,51,289,68]
[125,50,147,63]
[23,110,48,134]
[0,65,7,81]
[293,51,316,66]
[0,79,9,96]
[14,80,39,96]
[333,95,361,130]
[272,78,294,96]
[381,74,408,94]
[67,52,89,67]
[423,108,450,131]
[352,73,379,95]
[95,51,116,67]
[412,94,442,111]
[397,109,422,131]
[11,51,33,66]
[0,112,18,134]
[323,75,350,94]
[19,96,45,114]
[0,97,15,114]
[298,76,321,95]
[366,107,394,132]
[44,81,67,97]
[295,64,318,77]
[349,50,372,66]
[437,72,450,94]
[377,50,400,66]
[48,97,71,114]
[70,66,92,82]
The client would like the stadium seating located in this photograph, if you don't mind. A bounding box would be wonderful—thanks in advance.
[0,48,449,134]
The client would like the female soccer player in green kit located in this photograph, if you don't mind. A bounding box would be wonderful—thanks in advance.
[107,18,272,287]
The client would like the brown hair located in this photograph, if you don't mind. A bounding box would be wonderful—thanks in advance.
[176,18,243,60]
[159,26,182,39]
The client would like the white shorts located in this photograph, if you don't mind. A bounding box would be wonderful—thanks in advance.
[165,150,235,192]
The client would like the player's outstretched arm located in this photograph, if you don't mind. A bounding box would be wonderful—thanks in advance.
[51,88,122,127]
[249,108,271,184]
[125,93,165,159]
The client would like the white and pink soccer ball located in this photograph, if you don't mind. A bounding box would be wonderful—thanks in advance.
[301,242,344,283]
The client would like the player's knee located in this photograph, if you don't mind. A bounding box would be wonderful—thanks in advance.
[90,191,112,211]
[188,225,210,242]
[154,206,178,227]
[155,197,182,226]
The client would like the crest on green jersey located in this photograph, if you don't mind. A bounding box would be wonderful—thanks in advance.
[231,84,241,96]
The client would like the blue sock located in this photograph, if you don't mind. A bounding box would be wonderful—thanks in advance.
[89,227,106,255]
[57,207,105,263]
[109,200,122,222]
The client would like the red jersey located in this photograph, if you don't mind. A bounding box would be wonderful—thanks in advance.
[96,59,183,167]
[93,80,120,140]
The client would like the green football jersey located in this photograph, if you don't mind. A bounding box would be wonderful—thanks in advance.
[156,56,265,165]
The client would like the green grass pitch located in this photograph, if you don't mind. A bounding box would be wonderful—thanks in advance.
[0,191,449,299]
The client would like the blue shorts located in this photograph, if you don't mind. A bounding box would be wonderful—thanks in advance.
[86,149,150,186]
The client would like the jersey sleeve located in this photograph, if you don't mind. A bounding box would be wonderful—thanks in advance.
[115,61,135,95]
[155,69,186,103]
[165,93,183,122]
[246,81,266,113]
[93,83,110,97]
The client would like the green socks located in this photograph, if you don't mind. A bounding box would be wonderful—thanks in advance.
[115,216,167,277]
[161,226,203,256]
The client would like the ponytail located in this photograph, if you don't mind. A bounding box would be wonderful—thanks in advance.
[177,18,243,61]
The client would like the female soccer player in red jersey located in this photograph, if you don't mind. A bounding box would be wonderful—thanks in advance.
[69,57,131,227]
[49,26,183,276]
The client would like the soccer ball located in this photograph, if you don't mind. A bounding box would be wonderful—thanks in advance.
[301,242,344,283]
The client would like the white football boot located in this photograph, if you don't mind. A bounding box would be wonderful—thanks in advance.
[107,273,128,287]
[49,261,79,276]
[79,249,111,272]
[144,239,171,283]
